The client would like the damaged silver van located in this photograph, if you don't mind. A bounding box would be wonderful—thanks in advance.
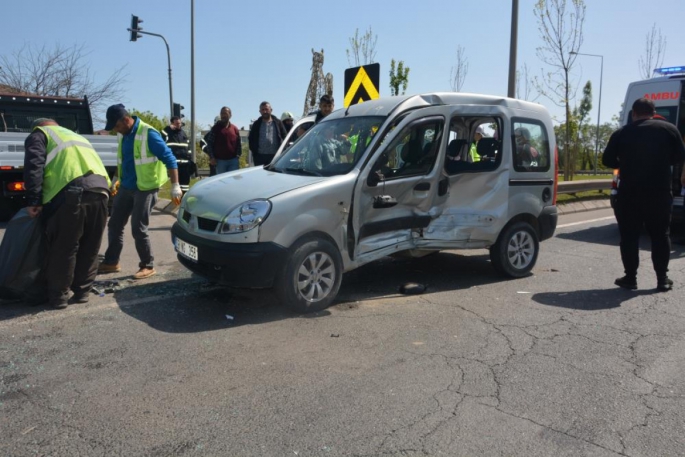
[172,93,558,312]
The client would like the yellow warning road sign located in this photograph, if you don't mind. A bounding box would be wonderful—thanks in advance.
[344,63,380,108]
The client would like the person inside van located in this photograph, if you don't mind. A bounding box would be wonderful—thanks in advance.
[469,126,485,162]
[514,127,539,169]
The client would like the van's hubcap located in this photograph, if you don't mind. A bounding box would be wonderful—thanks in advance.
[297,252,335,303]
[507,230,535,270]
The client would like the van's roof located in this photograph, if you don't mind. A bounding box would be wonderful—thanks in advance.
[327,92,550,120]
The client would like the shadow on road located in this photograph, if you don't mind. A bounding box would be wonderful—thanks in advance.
[555,224,619,247]
[532,287,660,311]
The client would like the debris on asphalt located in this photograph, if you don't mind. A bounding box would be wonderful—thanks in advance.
[330,334,339,338]
[399,282,427,295]
[517,291,531,294]
[91,280,122,296]
[225,314,234,321]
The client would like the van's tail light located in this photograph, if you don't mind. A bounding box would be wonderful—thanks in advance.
[553,146,558,205]
[7,181,25,192]
[0,166,13,171]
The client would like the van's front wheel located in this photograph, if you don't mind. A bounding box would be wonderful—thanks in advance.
[277,238,343,313]
[490,222,539,277]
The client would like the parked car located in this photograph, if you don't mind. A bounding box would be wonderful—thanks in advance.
[172,93,559,313]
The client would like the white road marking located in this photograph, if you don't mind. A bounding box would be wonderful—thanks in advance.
[557,216,615,229]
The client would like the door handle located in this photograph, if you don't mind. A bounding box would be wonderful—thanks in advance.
[414,182,430,191]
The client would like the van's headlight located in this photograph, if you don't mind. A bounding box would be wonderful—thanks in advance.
[219,200,271,234]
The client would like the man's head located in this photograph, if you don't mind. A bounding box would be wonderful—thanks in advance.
[31,118,58,129]
[319,94,334,117]
[105,103,134,134]
[475,126,485,141]
[514,127,531,145]
[281,111,295,129]
[219,106,232,123]
[170,116,182,130]
[631,98,656,121]
[259,101,272,120]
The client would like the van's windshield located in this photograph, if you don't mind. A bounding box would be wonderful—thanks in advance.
[270,116,385,177]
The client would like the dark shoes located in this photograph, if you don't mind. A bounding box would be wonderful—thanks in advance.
[614,276,637,290]
[657,277,673,292]
[69,290,90,304]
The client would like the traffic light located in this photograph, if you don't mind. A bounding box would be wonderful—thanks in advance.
[129,15,143,42]
[173,103,184,119]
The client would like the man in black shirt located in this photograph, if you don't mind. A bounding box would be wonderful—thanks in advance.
[603,98,685,291]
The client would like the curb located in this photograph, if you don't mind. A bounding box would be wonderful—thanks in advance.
[154,197,612,218]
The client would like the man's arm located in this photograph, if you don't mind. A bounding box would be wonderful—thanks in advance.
[602,130,620,169]
[147,129,178,183]
[23,130,48,216]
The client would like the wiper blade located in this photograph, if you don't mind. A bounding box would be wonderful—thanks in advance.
[284,167,322,177]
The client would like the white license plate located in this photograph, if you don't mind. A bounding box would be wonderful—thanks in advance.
[176,238,198,262]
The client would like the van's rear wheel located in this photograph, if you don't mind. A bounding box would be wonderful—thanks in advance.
[490,222,539,277]
[277,238,343,313]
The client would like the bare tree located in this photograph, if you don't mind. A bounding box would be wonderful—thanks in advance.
[638,23,667,79]
[515,63,537,101]
[449,45,469,92]
[0,43,127,120]
[346,27,378,67]
[534,0,586,181]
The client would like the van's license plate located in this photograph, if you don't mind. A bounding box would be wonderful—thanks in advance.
[176,238,198,262]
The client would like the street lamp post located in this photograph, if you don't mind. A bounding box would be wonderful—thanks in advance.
[570,51,603,174]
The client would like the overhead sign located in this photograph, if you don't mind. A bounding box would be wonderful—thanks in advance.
[344,63,380,108]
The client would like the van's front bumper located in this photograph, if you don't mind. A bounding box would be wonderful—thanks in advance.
[171,222,288,288]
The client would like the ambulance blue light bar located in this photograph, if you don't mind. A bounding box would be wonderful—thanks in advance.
[654,66,685,76]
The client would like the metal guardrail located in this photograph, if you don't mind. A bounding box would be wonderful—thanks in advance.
[196,168,611,195]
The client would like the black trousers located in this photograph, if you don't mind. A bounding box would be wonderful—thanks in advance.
[615,192,672,279]
[44,189,109,299]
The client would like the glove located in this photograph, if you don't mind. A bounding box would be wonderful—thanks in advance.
[110,177,120,196]
[171,182,183,206]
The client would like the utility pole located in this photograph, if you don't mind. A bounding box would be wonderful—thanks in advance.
[507,0,519,98]
[128,14,174,119]
[190,0,196,163]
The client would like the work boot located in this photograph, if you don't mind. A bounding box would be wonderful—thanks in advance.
[133,267,156,280]
[657,277,673,292]
[69,290,91,304]
[614,275,637,290]
[98,262,121,274]
[49,292,69,310]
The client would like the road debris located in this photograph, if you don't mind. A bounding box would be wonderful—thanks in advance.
[399,282,427,295]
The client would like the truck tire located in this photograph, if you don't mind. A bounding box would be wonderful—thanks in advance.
[490,222,539,278]
[276,237,343,313]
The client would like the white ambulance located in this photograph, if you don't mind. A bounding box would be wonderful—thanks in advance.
[613,67,685,229]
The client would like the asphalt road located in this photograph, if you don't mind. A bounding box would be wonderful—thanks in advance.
[1,207,684,456]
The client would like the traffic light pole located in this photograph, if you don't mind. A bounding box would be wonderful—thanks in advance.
[128,28,174,119]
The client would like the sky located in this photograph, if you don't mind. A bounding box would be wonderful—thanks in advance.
[3,0,685,133]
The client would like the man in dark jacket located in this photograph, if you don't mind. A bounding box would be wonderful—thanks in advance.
[162,116,193,192]
[23,119,110,309]
[248,101,287,166]
[602,98,685,292]
[205,107,242,174]
[314,94,334,124]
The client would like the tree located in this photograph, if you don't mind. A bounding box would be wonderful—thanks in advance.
[638,24,667,79]
[449,45,469,91]
[129,109,166,132]
[534,0,586,181]
[573,81,592,175]
[346,27,378,67]
[515,63,537,101]
[0,43,127,122]
[389,59,410,96]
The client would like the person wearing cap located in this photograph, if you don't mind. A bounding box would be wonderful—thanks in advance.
[248,101,287,166]
[468,126,485,162]
[22,118,111,309]
[98,104,181,280]
[281,111,295,133]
